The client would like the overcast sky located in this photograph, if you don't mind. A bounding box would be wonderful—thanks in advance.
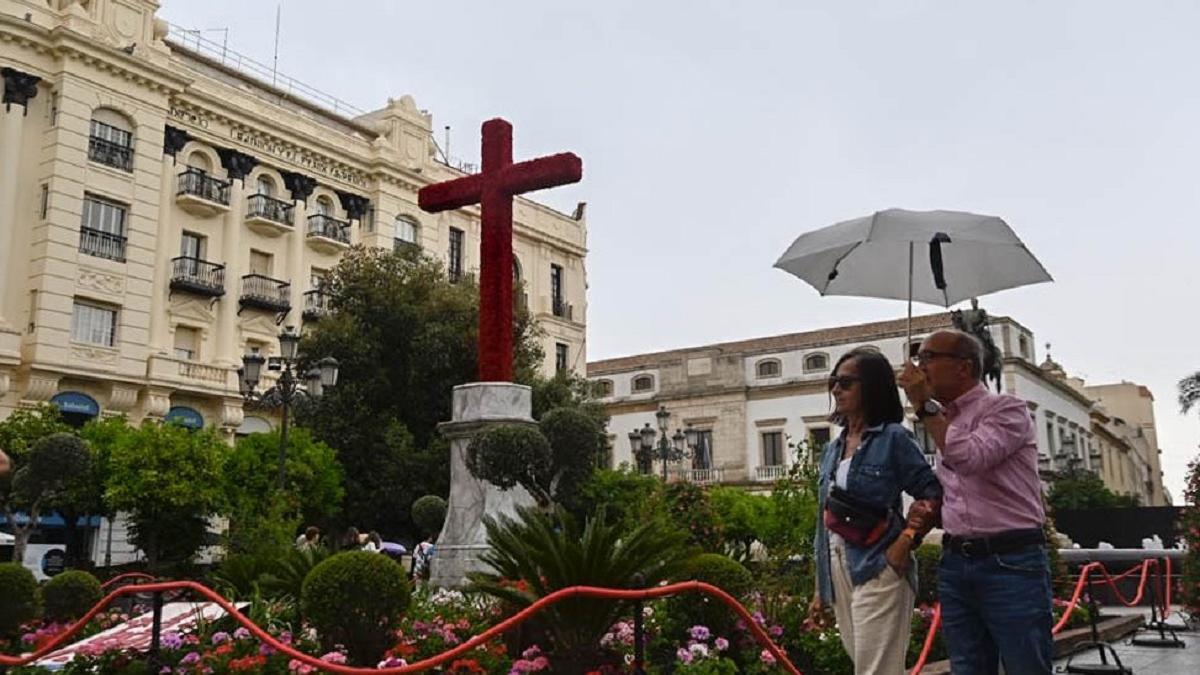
[160,1,1200,503]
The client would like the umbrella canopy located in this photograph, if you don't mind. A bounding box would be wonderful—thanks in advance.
[774,209,1052,307]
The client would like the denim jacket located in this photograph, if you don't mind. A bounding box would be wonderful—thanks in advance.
[814,422,942,603]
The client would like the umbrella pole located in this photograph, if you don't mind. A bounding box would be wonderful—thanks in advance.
[906,241,913,363]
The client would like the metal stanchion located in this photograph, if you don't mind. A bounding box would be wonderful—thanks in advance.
[148,590,165,670]
[1131,558,1184,648]
[1064,566,1131,674]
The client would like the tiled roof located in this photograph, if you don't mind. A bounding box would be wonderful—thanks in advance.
[588,313,987,375]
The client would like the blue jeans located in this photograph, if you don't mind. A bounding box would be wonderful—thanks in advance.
[938,545,1053,675]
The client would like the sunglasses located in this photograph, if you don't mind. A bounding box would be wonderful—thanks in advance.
[828,375,862,390]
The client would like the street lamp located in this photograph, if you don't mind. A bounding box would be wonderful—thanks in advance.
[629,405,699,481]
[239,326,339,489]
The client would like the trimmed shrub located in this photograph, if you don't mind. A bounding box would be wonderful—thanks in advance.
[0,563,40,637]
[42,570,103,621]
[914,543,942,605]
[411,495,447,538]
[301,552,411,665]
[666,553,753,642]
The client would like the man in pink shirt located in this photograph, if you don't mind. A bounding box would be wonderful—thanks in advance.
[900,329,1052,675]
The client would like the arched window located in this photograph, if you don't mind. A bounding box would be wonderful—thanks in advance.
[186,151,212,173]
[315,196,334,217]
[803,353,830,372]
[594,379,614,397]
[632,374,655,393]
[255,175,275,198]
[88,108,134,172]
[756,358,782,379]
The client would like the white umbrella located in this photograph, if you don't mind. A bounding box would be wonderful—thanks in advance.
[774,208,1052,358]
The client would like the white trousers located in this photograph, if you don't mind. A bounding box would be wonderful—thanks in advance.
[830,543,916,675]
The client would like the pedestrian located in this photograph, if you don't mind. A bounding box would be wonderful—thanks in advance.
[899,329,1052,675]
[808,347,942,675]
[295,526,320,551]
[411,535,435,584]
[363,530,383,553]
[343,526,361,551]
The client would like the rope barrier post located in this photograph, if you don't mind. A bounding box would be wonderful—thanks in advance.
[1131,557,1184,648]
[1064,564,1131,674]
[631,573,646,675]
[148,590,165,669]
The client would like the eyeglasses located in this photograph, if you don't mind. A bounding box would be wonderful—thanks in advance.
[828,375,862,390]
[913,350,967,366]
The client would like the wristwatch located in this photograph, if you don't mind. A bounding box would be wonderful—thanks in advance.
[916,399,943,420]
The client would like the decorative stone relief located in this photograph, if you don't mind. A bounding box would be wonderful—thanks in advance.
[78,267,125,296]
[144,389,171,418]
[71,344,119,366]
[168,297,216,323]
[221,400,244,429]
[108,384,138,412]
[23,373,60,402]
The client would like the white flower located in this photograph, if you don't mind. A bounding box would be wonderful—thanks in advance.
[689,643,710,659]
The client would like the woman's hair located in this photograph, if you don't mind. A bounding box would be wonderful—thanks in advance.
[828,347,905,427]
[369,531,383,546]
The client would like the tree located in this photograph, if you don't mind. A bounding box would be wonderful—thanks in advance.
[1047,470,1124,511]
[7,433,90,563]
[709,486,774,562]
[1181,371,1200,418]
[410,495,447,538]
[105,422,228,571]
[0,406,73,562]
[223,429,344,555]
[78,416,133,568]
[297,246,543,538]
[467,407,605,509]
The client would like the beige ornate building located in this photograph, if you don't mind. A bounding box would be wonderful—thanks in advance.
[588,313,1168,506]
[0,0,588,436]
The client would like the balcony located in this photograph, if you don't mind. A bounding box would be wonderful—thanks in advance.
[176,168,231,217]
[551,298,573,321]
[239,274,291,314]
[78,227,126,262]
[303,289,331,320]
[148,354,234,392]
[245,194,294,237]
[673,467,725,485]
[87,136,133,172]
[170,257,225,298]
[306,214,351,254]
[755,465,788,482]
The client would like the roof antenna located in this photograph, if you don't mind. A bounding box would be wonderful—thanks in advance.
[271,3,281,86]
[443,125,451,163]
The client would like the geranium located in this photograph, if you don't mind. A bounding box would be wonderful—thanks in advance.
[233,627,252,641]
[210,631,230,645]
[760,649,777,665]
[689,625,711,641]
[229,654,266,671]
[714,637,729,651]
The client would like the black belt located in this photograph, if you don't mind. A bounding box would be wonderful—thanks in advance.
[943,528,1045,558]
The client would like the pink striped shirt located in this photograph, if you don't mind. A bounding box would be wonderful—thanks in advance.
[937,384,1045,537]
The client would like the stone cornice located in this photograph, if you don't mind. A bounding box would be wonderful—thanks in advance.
[1004,356,1096,409]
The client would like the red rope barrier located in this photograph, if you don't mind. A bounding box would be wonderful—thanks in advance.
[0,580,801,674]
[907,603,941,675]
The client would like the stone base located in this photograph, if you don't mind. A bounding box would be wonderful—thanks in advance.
[430,382,537,588]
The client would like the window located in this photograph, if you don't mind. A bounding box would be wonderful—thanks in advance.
[448,227,464,282]
[555,343,569,373]
[88,113,133,171]
[809,426,832,451]
[249,250,272,277]
[27,290,37,334]
[762,431,785,467]
[756,358,781,379]
[180,232,205,260]
[186,152,212,172]
[315,196,333,217]
[551,264,566,317]
[255,175,275,197]
[1045,419,1056,457]
[310,268,328,291]
[173,326,199,361]
[79,194,127,261]
[692,430,714,470]
[632,374,654,392]
[39,183,48,219]
[803,353,829,372]
[71,300,117,347]
[394,216,419,251]
[1019,335,1031,359]
[594,379,614,397]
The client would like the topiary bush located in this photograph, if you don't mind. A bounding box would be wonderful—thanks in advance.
[665,553,753,644]
[411,495,447,538]
[914,543,942,606]
[301,551,411,665]
[0,563,41,637]
[42,570,103,622]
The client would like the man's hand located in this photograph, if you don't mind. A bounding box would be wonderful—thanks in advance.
[906,499,939,534]
[898,361,930,408]
[885,536,913,576]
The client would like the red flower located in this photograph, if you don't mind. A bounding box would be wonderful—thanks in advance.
[450,658,485,673]
[229,654,267,671]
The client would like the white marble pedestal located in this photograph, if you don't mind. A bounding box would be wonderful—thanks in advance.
[429,382,537,587]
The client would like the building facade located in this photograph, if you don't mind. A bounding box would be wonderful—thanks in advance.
[588,313,1168,506]
[0,0,588,438]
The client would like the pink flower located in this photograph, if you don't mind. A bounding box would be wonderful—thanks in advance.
[676,647,694,664]
[714,637,729,651]
[760,649,777,665]
[769,625,784,638]
[288,659,315,674]
[378,657,408,668]
[320,651,347,664]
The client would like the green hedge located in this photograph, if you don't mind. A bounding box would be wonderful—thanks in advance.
[0,563,40,637]
[301,552,411,665]
[43,570,103,621]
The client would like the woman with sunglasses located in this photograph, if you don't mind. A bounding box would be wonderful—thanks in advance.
[807,347,942,675]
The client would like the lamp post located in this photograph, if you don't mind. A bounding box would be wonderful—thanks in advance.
[239,326,339,489]
[629,405,698,481]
